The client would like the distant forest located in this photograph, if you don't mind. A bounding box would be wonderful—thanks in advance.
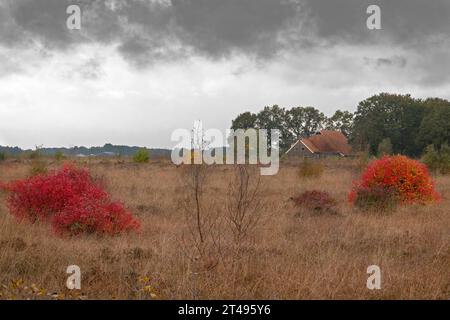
[0,144,171,158]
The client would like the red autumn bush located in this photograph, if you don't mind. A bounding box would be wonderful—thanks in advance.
[1,165,140,236]
[52,198,140,236]
[349,155,440,209]
[291,190,338,214]
[2,165,107,221]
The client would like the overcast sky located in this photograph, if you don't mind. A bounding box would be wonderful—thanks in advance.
[0,0,449,149]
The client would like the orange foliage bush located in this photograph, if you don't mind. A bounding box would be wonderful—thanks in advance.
[349,155,440,208]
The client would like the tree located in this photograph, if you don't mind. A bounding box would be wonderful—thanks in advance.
[230,105,328,153]
[421,144,450,175]
[417,99,450,150]
[325,110,354,137]
[302,107,326,137]
[255,105,293,152]
[231,112,257,130]
[287,107,326,140]
[350,93,425,156]
[229,94,450,158]
[285,107,306,140]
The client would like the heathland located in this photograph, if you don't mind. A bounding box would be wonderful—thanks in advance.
[0,157,448,299]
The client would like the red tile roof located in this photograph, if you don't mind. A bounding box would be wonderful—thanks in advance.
[301,130,352,155]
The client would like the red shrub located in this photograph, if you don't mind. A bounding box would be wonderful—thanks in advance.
[1,165,140,236]
[292,190,338,214]
[349,155,440,208]
[52,199,140,236]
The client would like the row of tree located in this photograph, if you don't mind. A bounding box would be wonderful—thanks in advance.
[231,106,353,152]
[230,93,450,157]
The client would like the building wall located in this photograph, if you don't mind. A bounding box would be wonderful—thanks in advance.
[285,142,348,159]
[285,142,316,158]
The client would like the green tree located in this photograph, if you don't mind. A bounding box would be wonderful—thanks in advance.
[231,112,257,130]
[438,144,450,174]
[417,99,450,150]
[286,106,326,140]
[229,112,260,162]
[230,105,328,152]
[421,145,440,174]
[350,93,425,156]
[325,110,354,137]
[422,144,450,175]
[255,105,292,151]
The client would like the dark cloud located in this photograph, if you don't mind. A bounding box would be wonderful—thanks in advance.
[103,0,305,63]
[381,0,450,46]
[301,0,371,43]
[170,0,302,58]
[0,0,449,67]
[10,0,79,49]
[302,0,450,45]
[0,1,26,47]
[0,0,304,64]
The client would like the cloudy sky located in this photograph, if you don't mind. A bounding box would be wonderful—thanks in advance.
[0,0,449,149]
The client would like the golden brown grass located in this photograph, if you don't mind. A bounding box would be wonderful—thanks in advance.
[0,158,448,299]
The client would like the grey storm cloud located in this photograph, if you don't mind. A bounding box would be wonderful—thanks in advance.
[12,0,73,48]
[169,0,304,58]
[301,0,450,44]
[0,0,449,67]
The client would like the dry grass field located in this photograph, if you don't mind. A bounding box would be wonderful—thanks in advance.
[0,158,449,300]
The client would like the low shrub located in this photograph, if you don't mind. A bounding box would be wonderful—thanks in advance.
[298,158,324,179]
[133,149,150,163]
[0,152,6,161]
[349,155,440,210]
[291,190,338,215]
[1,165,140,236]
[351,185,400,212]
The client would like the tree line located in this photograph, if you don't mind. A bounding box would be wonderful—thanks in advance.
[231,106,353,152]
[230,93,450,157]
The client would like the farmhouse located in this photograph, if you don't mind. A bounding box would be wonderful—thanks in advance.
[285,130,352,158]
